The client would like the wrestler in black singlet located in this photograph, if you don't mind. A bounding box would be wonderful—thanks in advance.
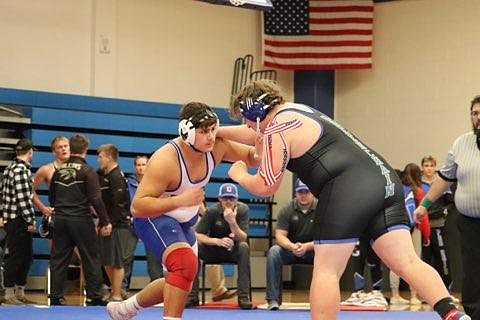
[278,104,410,243]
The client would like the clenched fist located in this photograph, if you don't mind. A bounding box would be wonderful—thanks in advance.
[228,161,247,182]
[178,187,205,207]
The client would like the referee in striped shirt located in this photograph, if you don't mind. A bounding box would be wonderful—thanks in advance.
[1,138,35,304]
[415,96,480,320]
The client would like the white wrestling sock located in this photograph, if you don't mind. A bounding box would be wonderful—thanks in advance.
[163,317,181,320]
[124,294,143,314]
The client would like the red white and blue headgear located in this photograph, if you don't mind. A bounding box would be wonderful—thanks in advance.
[239,93,278,122]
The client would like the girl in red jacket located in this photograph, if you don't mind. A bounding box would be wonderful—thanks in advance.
[399,163,430,305]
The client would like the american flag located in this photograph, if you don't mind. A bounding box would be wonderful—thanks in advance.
[263,0,374,70]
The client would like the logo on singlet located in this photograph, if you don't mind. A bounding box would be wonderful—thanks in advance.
[319,115,395,199]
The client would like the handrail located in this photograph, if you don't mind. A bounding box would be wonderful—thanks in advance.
[0,104,23,117]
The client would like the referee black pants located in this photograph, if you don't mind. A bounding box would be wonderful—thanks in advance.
[458,214,480,320]
[4,217,33,287]
[50,215,104,299]
[422,225,452,288]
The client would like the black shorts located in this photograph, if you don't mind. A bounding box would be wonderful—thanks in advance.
[99,227,131,267]
[312,168,410,243]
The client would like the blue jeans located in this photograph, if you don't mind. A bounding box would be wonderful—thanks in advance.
[266,244,314,302]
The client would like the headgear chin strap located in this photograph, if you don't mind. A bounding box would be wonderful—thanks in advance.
[239,93,278,123]
[178,109,219,146]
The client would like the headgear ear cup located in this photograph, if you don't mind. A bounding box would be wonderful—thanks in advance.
[178,118,196,145]
[239,93,277,122]
[178,108,219,146]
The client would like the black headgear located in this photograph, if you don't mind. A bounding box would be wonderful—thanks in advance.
[178,109,219,146]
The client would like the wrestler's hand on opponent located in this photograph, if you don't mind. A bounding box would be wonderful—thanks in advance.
[228,161,248,182]
[253,136,263,161]
[413,206,427,223]
[178,187,205,207]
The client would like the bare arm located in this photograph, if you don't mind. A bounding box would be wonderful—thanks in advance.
[131,145,204,217]
[32,166,54,216]
[413,176,453,222]
[215,138,260,168]
[228,128,288,196]
[424,177,453,202]
[217,124,257,145]
[84,168,110,227]
[228,221,247,242]
[196,232,220,246]
[275,229,295,251]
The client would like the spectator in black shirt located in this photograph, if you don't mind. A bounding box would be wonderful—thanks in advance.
[49,134,111,306]
[191,183,252,309]
[97,144,131,301]
[1,138,36,305]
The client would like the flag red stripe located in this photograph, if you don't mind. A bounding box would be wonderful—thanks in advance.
[264,39,372,47]
[310,29,372,36]
[310,17,373,24]
[264,61,372,70]
[310,6,373,13]
[265,50,371,59]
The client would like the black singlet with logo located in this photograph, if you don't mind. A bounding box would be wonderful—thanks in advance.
[278,105,410,243]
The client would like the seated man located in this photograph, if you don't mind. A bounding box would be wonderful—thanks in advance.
[190,183,252,309]
[186,202,237,307]
[266,179,317,310]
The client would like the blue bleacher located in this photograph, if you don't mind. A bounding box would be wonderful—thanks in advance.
[0,87,273,279]
[29,238,51,276]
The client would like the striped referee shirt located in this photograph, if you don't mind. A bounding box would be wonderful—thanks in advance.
[1,157,35,225]
[439,132,480,218]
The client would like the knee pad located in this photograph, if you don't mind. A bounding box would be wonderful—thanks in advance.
[165,247,198,291]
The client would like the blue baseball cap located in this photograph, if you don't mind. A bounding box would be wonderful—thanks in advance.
[218,183,238,198]
[295,179,309,192]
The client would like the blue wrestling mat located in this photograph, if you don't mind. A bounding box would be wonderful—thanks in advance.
[0,306,442,320]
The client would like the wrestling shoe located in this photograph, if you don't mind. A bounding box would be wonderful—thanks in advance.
[107,301,138,320]
[442,310,471,320]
